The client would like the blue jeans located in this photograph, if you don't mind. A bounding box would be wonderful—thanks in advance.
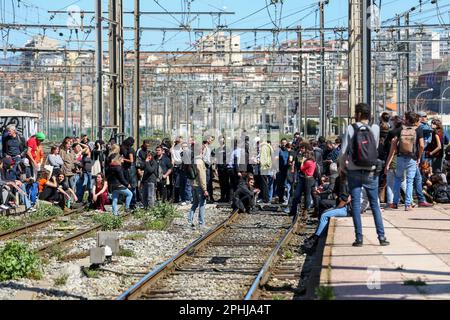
[386,169,406,204]
[20,184,32,210]
[142,182,155,208]
[76,172,93,201]
[347,170,386,241]
[111,188,133,215]
[188,186,206,226]
[413,166,426,203]
[394,156,417,206]
[184,178,193,202]
[316,206,348,236]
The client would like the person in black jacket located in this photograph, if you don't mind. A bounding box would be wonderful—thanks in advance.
[106,156,133,215]
[232,174,260,213]
[141,152,158,209]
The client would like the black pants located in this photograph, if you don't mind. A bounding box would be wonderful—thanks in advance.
[276,171,288,201]
[172,166,181,203]
[260,175,269,203]
[156,181,168,202]
[39,186,64,209]
[206,165,214,201]
[218,166,230,202]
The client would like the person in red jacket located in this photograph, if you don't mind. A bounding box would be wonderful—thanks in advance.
[288,150,317,216]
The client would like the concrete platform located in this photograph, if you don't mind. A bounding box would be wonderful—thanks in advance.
[320,204,450,300]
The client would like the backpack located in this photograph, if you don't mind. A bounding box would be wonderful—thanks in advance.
[434,185,450,203]
[349,124,378,167]
[183,163,197,180]
[398,125,417,157]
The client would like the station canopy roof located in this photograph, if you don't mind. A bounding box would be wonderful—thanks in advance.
[0,108,40,118]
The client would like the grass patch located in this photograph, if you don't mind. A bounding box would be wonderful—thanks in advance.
[0,241,42,281]
[144,218,170,230]
[30,202,63,221]
[403,277,427,286]
[117,248,135,257]
[315,286,335,300]
[62,251,90,262]
[0,216,20,232]
[272,295,286,300]
[48,244,66,261]
[92,213,123,231]
[83,266,100,278]
[123,233,146,241]
[282,249,294,260]
[134,203,180,230]
[54,273,69,286]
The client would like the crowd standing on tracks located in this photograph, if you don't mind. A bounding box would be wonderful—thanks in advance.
[1,103,450,247]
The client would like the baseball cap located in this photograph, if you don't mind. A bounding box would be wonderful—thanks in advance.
[417,111,427,117]
[36,132,46,141]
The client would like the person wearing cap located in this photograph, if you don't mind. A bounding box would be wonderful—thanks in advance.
[26,132,45,177]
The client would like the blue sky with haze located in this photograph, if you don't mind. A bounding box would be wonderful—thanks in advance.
[0,0,448,53]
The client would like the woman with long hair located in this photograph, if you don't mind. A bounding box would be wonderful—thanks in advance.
[289,150,317,216]
[106,156,133,215]
[92,173,109,211]
[427,119,444,172]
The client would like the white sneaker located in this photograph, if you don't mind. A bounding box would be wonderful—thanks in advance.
[27,207,37,213]
[181,202,187,206]
[0,204,10,210]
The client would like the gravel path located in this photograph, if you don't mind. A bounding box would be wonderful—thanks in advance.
[0,204,231,300]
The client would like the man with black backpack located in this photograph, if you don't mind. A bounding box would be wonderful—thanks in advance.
[385,111,432,211]
[339,103,389,247]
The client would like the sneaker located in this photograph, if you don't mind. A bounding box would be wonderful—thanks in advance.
[190,223,195,229]
[0,204,10,210]
[283,207,290,214]
[418,202,433,207]
[405,205,413,211]
[379,237,390,246]
[181,202,187,206]
[387,203,398,210]
[27,207,37,213]
[352,239,363,247]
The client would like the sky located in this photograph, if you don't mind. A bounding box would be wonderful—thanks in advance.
[1,0,449,55]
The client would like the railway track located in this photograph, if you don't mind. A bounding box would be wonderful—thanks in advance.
[117,207,307,300]
[0,206,85,241]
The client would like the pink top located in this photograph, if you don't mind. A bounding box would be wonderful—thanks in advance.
[301,159,316,177]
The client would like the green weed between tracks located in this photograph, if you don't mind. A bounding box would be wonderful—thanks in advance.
[0,216,20,232]
[134,202,181,230]
[30,202,64,221]
[92,213,123,231]
[0,241,42,281]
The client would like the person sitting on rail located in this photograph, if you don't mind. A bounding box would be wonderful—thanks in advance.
[232,174,260,213]
[303,193,352,250]
[92,173,109,212]
[0,157,35,212]
[39,170,78,210]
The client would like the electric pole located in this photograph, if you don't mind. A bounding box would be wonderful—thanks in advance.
[297,30,303,135]
[133,0,140,145]
[320,1,326,137]
[95,0,103,140]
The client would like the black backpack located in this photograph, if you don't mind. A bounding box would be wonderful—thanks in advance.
[349,123,378,167]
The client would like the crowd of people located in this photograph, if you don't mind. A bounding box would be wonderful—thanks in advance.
[1,103,450,245]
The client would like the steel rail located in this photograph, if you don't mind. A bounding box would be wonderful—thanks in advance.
[36,212,131,253]
[116,209,239,300]
[0,206,85,241]
[244,213,302,300]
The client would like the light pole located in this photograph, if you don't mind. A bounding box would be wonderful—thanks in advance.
[414,88,433,113]
[440,87,450,119]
